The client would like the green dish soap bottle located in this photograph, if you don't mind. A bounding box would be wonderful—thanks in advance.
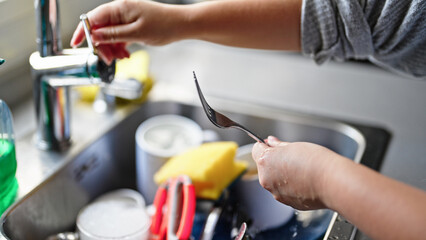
[0,99,18,215]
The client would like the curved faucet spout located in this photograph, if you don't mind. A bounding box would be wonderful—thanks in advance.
[30,48,116,151]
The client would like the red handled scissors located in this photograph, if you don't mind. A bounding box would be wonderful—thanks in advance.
[150,175,196,240]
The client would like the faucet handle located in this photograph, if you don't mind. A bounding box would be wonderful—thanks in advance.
[80,14,98,55]
[80,13,115,84]
[97,60,115,84]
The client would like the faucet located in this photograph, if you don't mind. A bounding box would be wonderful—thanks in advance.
[30,0,139,151]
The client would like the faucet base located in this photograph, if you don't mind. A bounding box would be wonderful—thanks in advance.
[34,82,72,152]
[35,137,71,151]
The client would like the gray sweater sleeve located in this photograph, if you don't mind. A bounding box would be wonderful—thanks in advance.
[301,0,426,79]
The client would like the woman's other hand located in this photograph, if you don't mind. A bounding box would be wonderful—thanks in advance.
[252,136,344,210]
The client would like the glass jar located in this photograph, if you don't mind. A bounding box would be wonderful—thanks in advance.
[0,99,18,215]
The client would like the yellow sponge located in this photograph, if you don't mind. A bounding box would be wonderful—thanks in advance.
[154,142,247,200]
[75,50,153,103]
[75,85,99,102]
[115,50,153,104]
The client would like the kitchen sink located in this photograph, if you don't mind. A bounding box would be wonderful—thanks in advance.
[0,98,390,240]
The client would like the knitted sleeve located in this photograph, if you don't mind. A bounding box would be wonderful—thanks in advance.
[301,0,426,79]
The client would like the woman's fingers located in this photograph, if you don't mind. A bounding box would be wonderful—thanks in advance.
[252,141,269,162]
[86,1,127,28]
[95,43,129,65]
[116,44,131,59]
[91,22,141,44]
[70,0,133,47]
[70,22,86,48]
[267,136,288,147]
[97,45,114,65]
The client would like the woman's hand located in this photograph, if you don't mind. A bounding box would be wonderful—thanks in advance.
[71,0,302,65]
[70,0,185,64]
[252,136,344,210]
[252,136,426,240]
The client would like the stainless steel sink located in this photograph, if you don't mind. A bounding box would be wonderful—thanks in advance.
[0,97,390,240]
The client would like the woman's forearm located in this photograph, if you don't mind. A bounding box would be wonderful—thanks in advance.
[179,0,301,50]
[322,157,426,240]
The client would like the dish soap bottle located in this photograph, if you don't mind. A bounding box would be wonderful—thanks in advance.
[0,99,18,215]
